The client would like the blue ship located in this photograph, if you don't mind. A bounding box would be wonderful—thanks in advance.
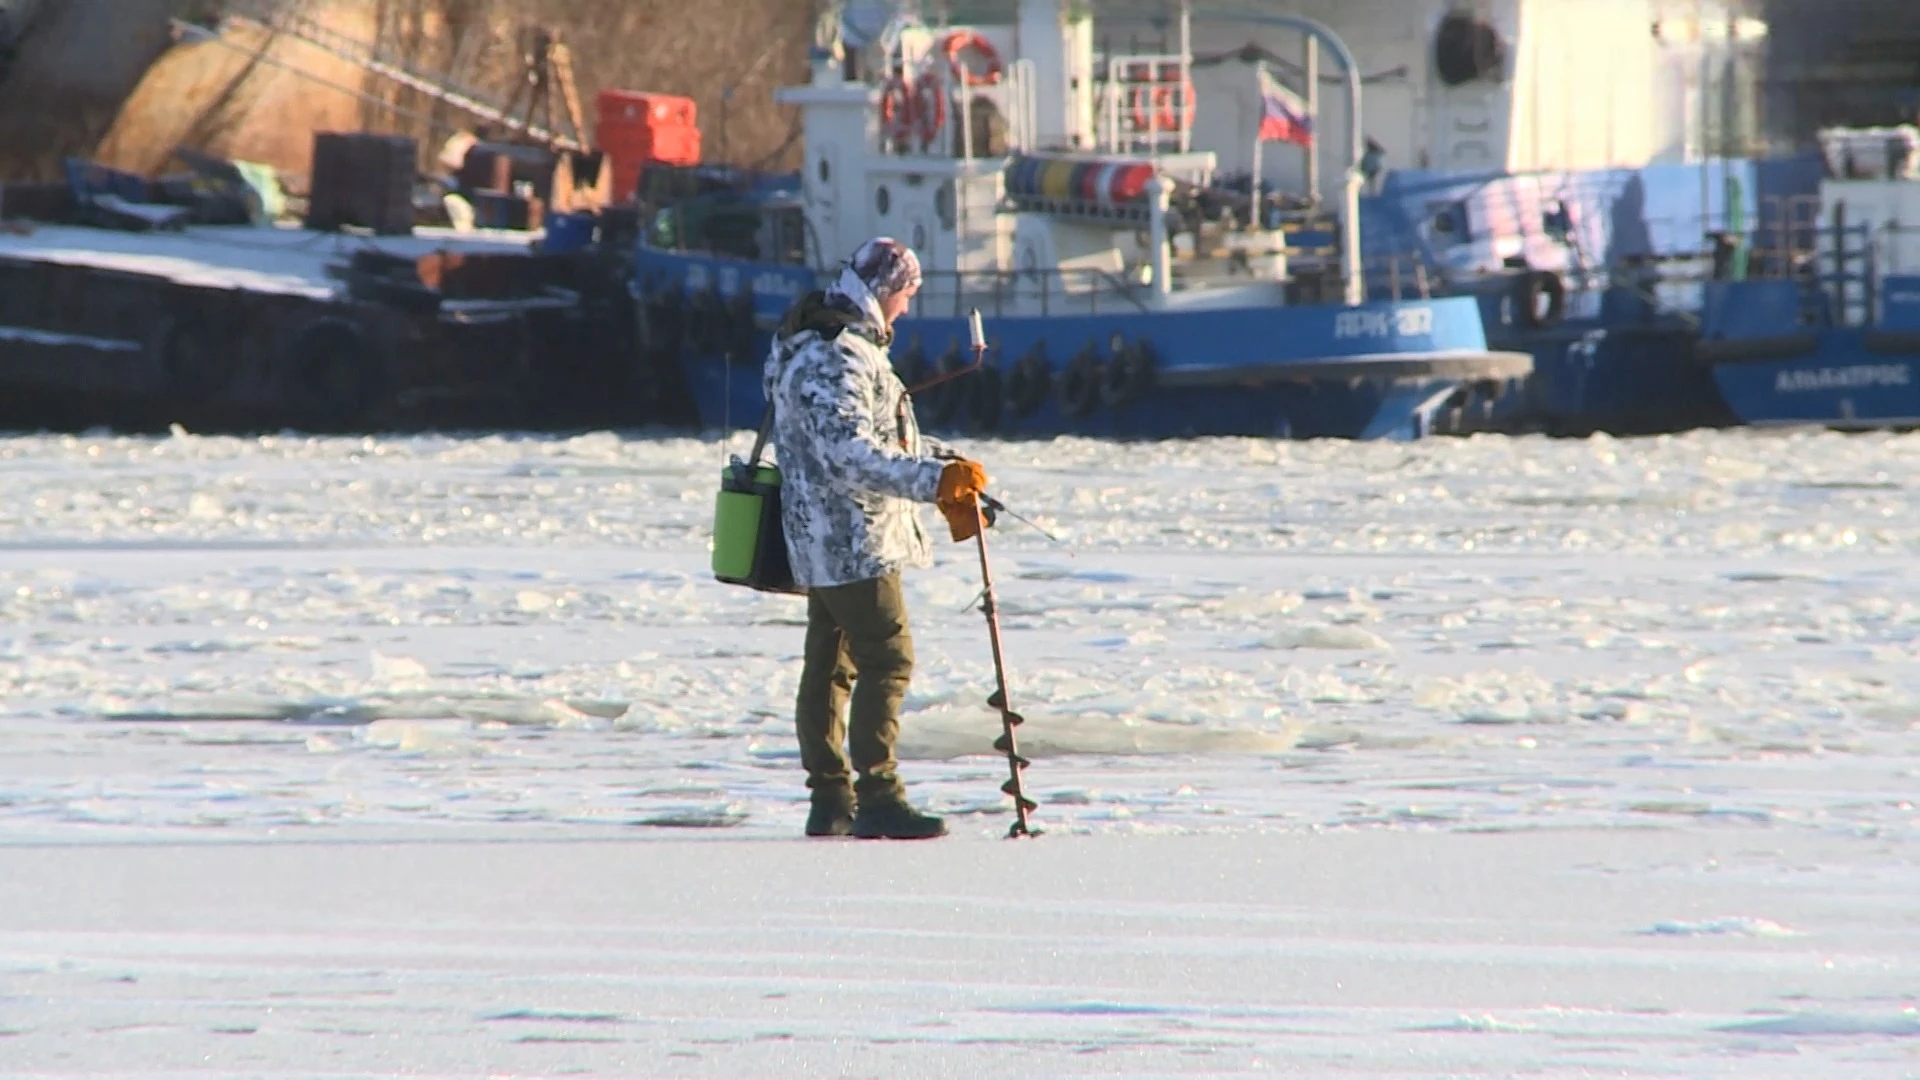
[631,4,1529,441]
[1353,156,1827,435]
[1161,0,1827,436]
[1692,136,1920,430]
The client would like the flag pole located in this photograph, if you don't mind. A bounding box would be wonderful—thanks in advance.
[1305,34,1320,205]
[1249,62,1263,231]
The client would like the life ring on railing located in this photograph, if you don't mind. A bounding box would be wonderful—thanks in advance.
[1060,344,1104,419]
[941,30,1003,86]
[687,285,728,355]
[910,71,948,148]
[1101,339,1156,408]
[1005,344,1051,417]
[1128,81,1195,132]
[1512,270,1566,329]
[880,76,917,144]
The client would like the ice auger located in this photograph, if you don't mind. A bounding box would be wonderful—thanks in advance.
[975,493,1038,838]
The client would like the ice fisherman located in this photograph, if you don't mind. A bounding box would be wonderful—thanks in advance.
[763,236,990,840]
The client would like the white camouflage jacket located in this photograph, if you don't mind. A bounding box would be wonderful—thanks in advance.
[764,275,948,590]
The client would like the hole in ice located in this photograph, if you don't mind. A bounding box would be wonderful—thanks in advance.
[1404,1014,1536,1033]
[1640,917,1800,938]
[1014,565,1134,584]
[632,803,751,828]
[486,1009,627,1024]
[985,1001,1173,1017]
[1714,1012,1920,1037]
[1256,625,1391,651]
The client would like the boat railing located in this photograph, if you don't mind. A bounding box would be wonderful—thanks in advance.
[1097,53,1195,157]
[1635,221,1920,329]
[1364,255,1434,302]
[907,266,1151,319]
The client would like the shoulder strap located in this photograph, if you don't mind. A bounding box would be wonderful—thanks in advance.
[745,403,775,468]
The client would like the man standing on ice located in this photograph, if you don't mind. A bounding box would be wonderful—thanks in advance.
[764,237,990,840]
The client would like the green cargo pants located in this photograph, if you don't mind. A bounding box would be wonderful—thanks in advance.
[794,572,913,803]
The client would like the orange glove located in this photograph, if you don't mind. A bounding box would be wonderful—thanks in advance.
[935,459,988,542]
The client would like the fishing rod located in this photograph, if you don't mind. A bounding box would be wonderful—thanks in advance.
[979,492,1070,551]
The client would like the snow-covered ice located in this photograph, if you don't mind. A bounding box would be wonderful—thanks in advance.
[0,426,1915,1077]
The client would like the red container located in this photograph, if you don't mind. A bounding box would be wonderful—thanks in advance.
[595,89,696,129]
[605,125,702,201]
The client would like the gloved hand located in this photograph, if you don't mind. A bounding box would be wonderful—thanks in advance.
[935,458,989,542]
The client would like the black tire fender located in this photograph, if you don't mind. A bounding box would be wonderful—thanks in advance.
[1100,339,1156,408]
[966,363,1003,432]
[1059,343,1104,418]
[925,345,970,426]
[1005,343,1051,417]
[288,316,382,428]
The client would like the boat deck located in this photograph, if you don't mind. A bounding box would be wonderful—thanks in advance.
[0,223,542,298]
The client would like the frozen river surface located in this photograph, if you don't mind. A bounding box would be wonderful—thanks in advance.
[0,427,1914,1077]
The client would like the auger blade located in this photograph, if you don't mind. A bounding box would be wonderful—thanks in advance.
[986,689,1005,710]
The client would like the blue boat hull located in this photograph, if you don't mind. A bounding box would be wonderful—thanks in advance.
[1710,334,1920,428]
[1478,291,1735,436]
[635,250,1528,441]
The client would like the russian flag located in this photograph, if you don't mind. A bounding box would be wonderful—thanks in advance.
[1257,65,1314,147]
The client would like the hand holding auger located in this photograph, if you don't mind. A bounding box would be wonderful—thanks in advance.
[932,308,1038,839]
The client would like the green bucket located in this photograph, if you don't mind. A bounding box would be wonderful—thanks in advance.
[712,461,801,594]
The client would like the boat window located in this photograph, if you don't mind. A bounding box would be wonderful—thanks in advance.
[774,206,807,266]
[1429,202,1469,244]
[876,184,891,216]
[935,181,955,230]
[1543,201,1573,242]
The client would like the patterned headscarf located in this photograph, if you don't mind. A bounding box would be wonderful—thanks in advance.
[824,237,922,343]
[847,236,922,300]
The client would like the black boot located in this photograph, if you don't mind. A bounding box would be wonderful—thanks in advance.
[805,786,856,838]
[851,797,947,840]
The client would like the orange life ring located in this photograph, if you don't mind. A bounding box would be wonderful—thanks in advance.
[910,70,947,147]
[880,75,916,143]
[1128,80,1195,132]
[941,30,1002,85]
